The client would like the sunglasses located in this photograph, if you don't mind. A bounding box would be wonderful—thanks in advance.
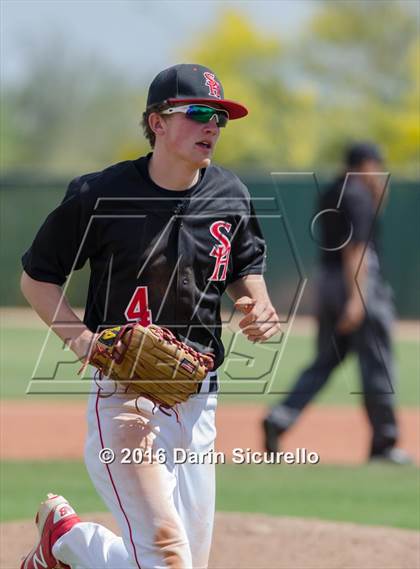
[161,105,229,127]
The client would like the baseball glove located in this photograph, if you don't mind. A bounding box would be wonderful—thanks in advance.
[84,323,214,408]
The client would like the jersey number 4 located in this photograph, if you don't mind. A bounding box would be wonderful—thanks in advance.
[124,286,152,326]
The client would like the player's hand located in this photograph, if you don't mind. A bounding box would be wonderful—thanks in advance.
[235,296,281,342]
[336,296,365,335]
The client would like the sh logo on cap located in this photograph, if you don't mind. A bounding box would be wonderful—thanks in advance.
[203,72,221,99]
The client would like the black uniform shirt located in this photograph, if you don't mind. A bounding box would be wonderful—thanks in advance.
[22,154,267,369]
[319,175,379,268]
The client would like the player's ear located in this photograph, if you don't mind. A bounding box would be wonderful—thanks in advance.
[148,112,167,139]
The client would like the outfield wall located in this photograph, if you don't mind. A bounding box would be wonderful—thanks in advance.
[1,176,419,317]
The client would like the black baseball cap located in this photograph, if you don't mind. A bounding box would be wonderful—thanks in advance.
[146,64,248,120]
[345,142,384,167]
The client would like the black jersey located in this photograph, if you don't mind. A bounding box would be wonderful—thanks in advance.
[319,175,379,269]
[22,154,267,369]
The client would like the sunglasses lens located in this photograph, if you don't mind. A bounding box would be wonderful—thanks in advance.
[216,113,228,128]
[186,106,212,122]
[186,106,228,127]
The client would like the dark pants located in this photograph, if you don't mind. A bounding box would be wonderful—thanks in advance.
[268,266,399,456]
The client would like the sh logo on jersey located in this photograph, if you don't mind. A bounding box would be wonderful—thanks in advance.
[209,221,232,281]
[203,72,221,99]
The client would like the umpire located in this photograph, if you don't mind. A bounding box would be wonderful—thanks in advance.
[263,142,412,464]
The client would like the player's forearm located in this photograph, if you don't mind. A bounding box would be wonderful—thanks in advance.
[336,243,369,333]
[20,271,93,359]
[226,274,271,304]
[342,243,367,299]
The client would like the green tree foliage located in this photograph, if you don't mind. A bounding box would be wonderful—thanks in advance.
[306,1,417,101]
[181,3,418,175]
[181,9,318,172]
[300,0,419,175]
[371,37,420,174]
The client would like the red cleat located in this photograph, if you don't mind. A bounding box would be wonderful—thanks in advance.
[21,493,80,569]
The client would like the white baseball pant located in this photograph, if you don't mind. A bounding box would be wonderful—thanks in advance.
[52,373,218,569]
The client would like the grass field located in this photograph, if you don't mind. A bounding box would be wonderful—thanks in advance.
[1,328,419,405]
[2,326,419,535]
[1,461,418,530]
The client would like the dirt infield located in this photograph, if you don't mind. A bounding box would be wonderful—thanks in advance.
[1,401,419,464]
[2,401,419,568]
[4,511,419,569]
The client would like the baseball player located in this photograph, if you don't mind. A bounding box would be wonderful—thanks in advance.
[20,63,281,569]
[263,142,412,465]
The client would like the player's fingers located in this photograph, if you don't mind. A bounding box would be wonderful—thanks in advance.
[243,319,277,334]
[236,298,257,329]
[241,305,278,330]
[247,323,282,342]
[239,311,259,329]
[239,302,274,329]
[256,306,278,325]
[246,319,282,337]
[234,296,256,315]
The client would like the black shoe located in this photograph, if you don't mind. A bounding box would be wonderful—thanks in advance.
[369,447,414,465]
[263,417,281,454]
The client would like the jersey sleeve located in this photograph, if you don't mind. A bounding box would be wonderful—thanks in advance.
[344,185,375,245]
[229,201,267,283]
[21,177,96,285]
